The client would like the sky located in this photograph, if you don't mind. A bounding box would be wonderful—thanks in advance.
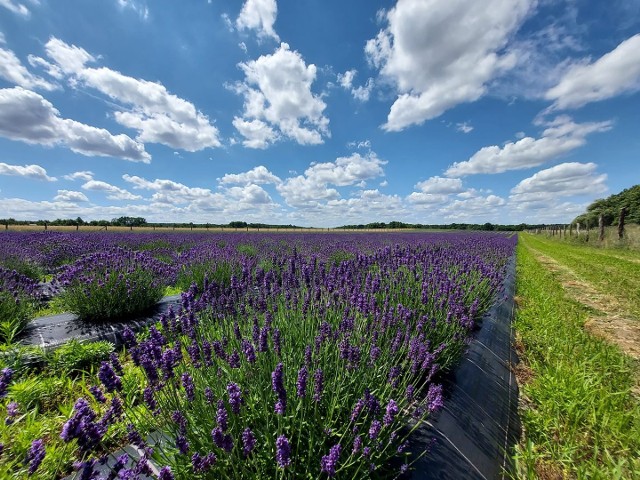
[0,0,639,227]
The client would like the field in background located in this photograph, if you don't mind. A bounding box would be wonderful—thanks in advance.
[514,233,640,479]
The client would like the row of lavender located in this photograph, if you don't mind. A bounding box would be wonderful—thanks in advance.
[1,232,515,477]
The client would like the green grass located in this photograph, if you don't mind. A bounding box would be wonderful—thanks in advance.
[513,235,640,479]
[522,233,640,318]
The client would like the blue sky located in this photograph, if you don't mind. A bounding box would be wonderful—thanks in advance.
[0,0,639,227]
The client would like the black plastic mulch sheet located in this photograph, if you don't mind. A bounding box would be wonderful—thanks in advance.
[408,255,519,480]
[17,295,182,351]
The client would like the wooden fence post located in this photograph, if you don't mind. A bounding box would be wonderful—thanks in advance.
[598,214,605,242]
[618,207,627,239]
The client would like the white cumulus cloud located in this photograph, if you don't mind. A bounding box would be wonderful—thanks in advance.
[0,47,58,91]
[82,180,142,201]
[545,34,640,110]
[44,37,221,151]
[232,43,329,148]
[219,165,281,185]
[0,87,151,162]
[236,0,280,41]
[365,0,533,131]
[0,162,57,181]
[54,190,89,202]
[445,116,612,176]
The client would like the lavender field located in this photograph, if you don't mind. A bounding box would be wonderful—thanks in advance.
[0,231,515,478]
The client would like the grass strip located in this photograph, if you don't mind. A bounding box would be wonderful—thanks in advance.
[521,234,640,318]
[513,239,640,479]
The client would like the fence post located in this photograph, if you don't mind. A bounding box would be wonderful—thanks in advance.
[598,214,605,242]
[618,207,627,239]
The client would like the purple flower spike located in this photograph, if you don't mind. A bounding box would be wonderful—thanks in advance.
[158,466,175,480]
[98,361,122,393]
[426,383,444,413]
[275,435,291,468]
[383,399,399,426]
[181,373,195,402]
[242,428,256,456]
[25,438,46,475]
[296,366,308,398]
[0,368,11,399]
[368,420,382,440]
[5,401,18,425]
[320,443,341,477]
[271,363,287,414]
[216,400,228,431]
[227,383,243,414]
[89,386,107,404]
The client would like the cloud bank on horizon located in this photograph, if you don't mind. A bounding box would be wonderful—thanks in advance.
[0,0,639,226]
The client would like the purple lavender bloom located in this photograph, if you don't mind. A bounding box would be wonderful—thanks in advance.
[25,438,45,475]
[228,350,241,368]
[313,368,324,402]
[187,341,202,368]
[241,339,256,364]
[181,373,195,402]
[1,368,15,397]
[387,366,401,389]
[352,435,362,455]
[275,435,291,468]
[176,435,189,455]
[60,398,105,453]
[227,383,243,414]
[273,328,282,357]
[258,326,269,352]
[98,361,122,393]
[158,466,175,480]
[212,340,226,360]
[271,363,286,414]
[383,399,399,426]
[171,411,188,435]
[426,384,444,412]
[369,345,381,364]
[5,401,18,425]
[216,400,228,431]
[304,345,312,366]
[89,385,106,404]
[211,427,233,453]
[100,395,123,427]
[274,398,286,415]
[204,387,215,404]
[241,428,256,456]
[320,443,341,477]
[350,398,365,422]
[121,327,137,348]
[127,424,146,449]
[192,452,216,472]
[109,352,124,375]
[368,420,382,440]
[111,454,129,476]
[143,387,157,412]
[202,340,213,367]
[296,366,308,398]
[406,384,415,402]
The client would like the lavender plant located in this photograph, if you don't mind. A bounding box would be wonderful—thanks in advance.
[52,233,514,479]
[55,247,175,321]
[0,267,42,343]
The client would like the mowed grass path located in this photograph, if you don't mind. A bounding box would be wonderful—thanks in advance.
[520,234,640,319]
[514,234,640,479]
